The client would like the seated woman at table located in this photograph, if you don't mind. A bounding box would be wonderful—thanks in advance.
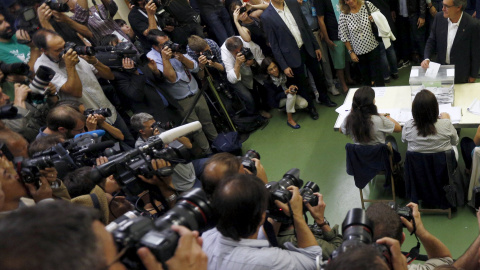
[402,89,459,160]
[340,86,401,146]
[260,57,308,129]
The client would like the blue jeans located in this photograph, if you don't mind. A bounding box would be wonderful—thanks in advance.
[379,42,398,79]
[202,7,235,45]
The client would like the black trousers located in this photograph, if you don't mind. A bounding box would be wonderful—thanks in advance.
[357,45,385,87]
[291,46,329,106]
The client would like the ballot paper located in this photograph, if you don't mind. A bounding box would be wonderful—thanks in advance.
[468,98,480,115]
[439,104,462,124]
[412,84,454,104]
[425,62,441,78]
[373,87,387,98]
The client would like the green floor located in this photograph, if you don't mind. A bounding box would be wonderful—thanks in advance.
[241,64,479,259]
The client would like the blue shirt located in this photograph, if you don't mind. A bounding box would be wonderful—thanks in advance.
[186,38,225,68]
[146,48,200,100]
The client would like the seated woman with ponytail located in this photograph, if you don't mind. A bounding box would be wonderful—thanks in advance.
[340,86,401,146]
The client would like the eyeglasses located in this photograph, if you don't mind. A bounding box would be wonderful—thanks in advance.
[442,3,457,8]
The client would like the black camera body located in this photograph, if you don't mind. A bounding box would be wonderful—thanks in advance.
[265,168,304,222]
[151,121,175,131]
[44,0,70,12]
[62,42,95,57]
[16,7,41,39]
[108,188,214,268]
[239,6,247,13]
[240,47,254,61]
[95,43,146,70]
[84,108,112,117]
[299,181,319,206]
[163,40,186,54]
[18,156,55,184]
[202,50,216,61]
[388,202,413,225]
[330,208,392,267]
[240,149,260,175]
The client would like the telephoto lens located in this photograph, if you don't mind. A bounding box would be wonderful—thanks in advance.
[0,61,30,75]
[29,65,56,94]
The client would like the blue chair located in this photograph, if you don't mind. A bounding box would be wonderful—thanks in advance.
[404,150,453,218]
[346,143,396,209]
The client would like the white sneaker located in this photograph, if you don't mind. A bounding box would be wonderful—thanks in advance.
[328,86,340,96]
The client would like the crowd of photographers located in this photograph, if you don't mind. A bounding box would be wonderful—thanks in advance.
[0,0,480,269]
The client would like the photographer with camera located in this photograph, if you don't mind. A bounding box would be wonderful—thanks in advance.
[276,192,343,260]
[202,152,268,198]
[365,202,453,269]
[0,201,208,270]
[146,29,218,156]
[132,113,205,192]
[67,0,138,50]
[1,81,58,142]
[187,35,225,81]
[221,36,272,119]
[202,173,322,270]
[0,12,40,75]
[32,29,134,146]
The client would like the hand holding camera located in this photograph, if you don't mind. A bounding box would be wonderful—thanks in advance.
[37,3,53,24]
[39,167,58,183]
[287,85,298,95]
[146,0,158,16]
[161,46,173,60]
[25,176,53,203]
[63,49,80,68]
[235,52,246,65]
[305,193,326,224]
[16,29,32,46]
[86,114,98,131]
[80,55,99,66]
[400,202,424,235]
[274,186,304,218]
[122,57,136,70]
[14,83,32,109]
[376,237,408,270]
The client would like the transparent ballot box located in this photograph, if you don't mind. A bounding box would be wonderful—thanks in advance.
[409,65,455,105]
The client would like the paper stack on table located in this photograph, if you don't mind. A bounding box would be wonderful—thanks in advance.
[468,98,480,115]
[439,104,462,124]
[412,85,454,104]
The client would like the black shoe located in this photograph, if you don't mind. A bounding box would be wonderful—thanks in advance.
[384,77,391,84]
[309,107,319,120]
[319,99,337,107]
[391,73,399,80]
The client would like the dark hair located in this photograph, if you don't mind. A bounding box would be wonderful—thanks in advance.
[98,34,119,46]
[28,134,65,157]
[325,245,389,270]
[0,201,105,270]
[366,203,403,243]
[202,152,242,198]
[213,174,268,241]
[114,19,127,26]
[46,106,84,131]
[260,56,278,75]
[32,29,60,50]
[63,166,100,198]
[146,29,167,47]
[55,99,82,111]
[412,89,438,137]
[344,86,378,143]
[225,36,243,52]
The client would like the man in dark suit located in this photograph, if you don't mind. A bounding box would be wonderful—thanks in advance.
[261,0,336,120]
[421,0,480,83]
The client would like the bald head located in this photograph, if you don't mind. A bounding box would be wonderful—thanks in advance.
[202,153,242,198]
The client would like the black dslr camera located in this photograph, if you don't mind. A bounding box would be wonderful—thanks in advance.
[240,47,254,61]
[83,108,112,117]
[44,0,70,12]
[61,42,95,57]
[299,181,319,206]
[16,7,41,39]
[388,202,413,225]
[330,208,392,267]
[17,156,55,184]
[240,149,260,175]
[107,188,214,269]
[239,6,247,13]
[151,121,175,131]
[202,50,216,61]
[163,40,187,54]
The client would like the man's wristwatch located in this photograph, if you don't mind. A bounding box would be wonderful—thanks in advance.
[316,217,330,227]
[348,49,354,54]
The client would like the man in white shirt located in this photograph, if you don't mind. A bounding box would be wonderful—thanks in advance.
[421,0,480,83]
[221,36,270,118]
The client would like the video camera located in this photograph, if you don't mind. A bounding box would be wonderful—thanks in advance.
[16,7,41,39]
[106,188,214,269]
[0,61,30,76]
[27,132,115,179]
[330,208,392,267]
[151,121,175,131]
[89,122,202,196]
[95,43,148,70]
[83,108,112,117]
[240,47,254,61]
[265,168,319,223]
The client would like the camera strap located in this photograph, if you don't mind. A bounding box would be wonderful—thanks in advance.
[403,219,428,263]
[263,219,279,247]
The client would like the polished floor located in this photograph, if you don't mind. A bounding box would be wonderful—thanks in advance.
[241,64,479,259]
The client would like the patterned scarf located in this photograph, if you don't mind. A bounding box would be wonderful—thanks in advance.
[270,73,288,91]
